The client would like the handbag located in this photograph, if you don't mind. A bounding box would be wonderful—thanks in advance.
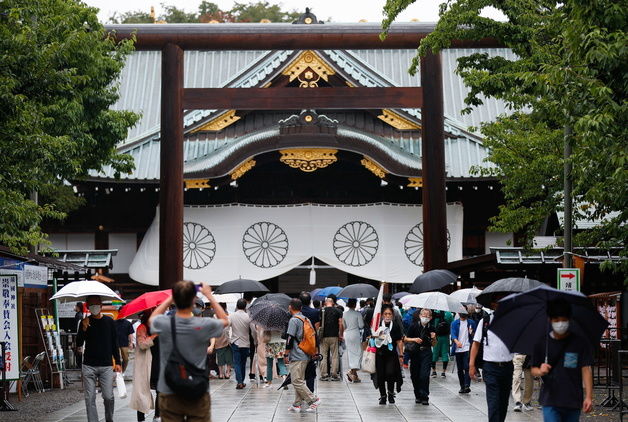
[164,316,209,399]
[361,339,377,374]
[404,340,419,354]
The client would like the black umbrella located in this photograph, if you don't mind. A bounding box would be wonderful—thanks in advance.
[248,301,290,330]
[255,293,291,309]
[392,291,410,301]
[490,285,609,358]
[338,283,379,299]
[409,269,457,294]
[214,278,270,294]
[475,277,544,307]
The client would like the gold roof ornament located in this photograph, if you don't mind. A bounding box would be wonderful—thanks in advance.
[377,109,421,130]
[230,159,256,180]
[407,177,423,187]
[279,148,338,172]
[185,179,211,189]
[361,157,387,178]
[282,50,336,88]
[192,110,240,132]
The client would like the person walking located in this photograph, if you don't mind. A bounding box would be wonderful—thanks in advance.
[265,329,288,388]
[405,308,436,405]
[450,311,477,394]
[512,353,533,412]
[150,281,228,422]
[431,310,453,378]
[229,298,252,389]
[285,298,321,413]
[115,317,135,374]
[319,297,343,381]
[470,295,514,422]
[372,305,404,405]
[76,295,122,422]
[531,299,594,422]
[214,303,232,380]
[252,322,268,383]
[130,309,160,422]
[343,298,364,383]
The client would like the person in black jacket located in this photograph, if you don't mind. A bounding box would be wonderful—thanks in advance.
[77,295,122,422]
[405,309,436,404]
[372,305,404,405]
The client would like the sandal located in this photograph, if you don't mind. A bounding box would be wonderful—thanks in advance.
[346,372,353,383]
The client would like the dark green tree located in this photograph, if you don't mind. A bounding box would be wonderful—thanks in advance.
[0,0,138,253]
[159,4,198,23]
[382,0,627,273]
[108,10,153,24]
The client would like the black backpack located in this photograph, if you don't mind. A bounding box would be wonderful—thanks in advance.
[436,319,450,336]
[164,316,209,399]
[475,314,491,369]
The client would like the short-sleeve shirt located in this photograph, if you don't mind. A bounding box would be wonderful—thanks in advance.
[115,318,134,348]
[151,315,224,394]
[320,306,342,338]
[532,332,594,409]
[473,315,513,362]
[457,319,470,353]
[228,310,251,348]
[286,313,309,361]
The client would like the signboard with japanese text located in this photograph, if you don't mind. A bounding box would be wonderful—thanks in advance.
[0,275,19,380]
[23,264,48,288]
[557,268,580,292]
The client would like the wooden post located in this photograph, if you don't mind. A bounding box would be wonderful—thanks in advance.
[159,43,184,290]
[420,51,448,271]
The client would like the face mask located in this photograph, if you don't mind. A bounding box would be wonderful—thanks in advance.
[88,305,101,315]
[192,307,203,316]
[383,316,392,323]
[420,317,430,325]
[552,321,569,335]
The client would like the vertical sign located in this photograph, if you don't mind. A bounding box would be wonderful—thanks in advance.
[0,275,19,380]
[557,268,580,292]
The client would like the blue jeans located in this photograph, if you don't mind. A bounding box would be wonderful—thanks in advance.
[542,406,581,422]
[483,361,514,422]
[410,349,432,400]
[231,344,250,384]
[455,351,470,388]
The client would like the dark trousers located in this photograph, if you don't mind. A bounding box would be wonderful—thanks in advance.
[409,349,432,400]
[483,361,514,422]
[455,351,470,388]
[231,344,250,384]
[378,379,395,397]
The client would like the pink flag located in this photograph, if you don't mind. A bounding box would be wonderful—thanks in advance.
[370,282,385,333]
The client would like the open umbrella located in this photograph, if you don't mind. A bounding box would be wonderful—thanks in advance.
[476,277,544,307]
[50,280,122,303]
[254,293,292,309]
[312,286,342,300]
[117,289,171,319]
[402,292,465,313]
[490,285,609,358]
[449,287,482,305]
[248,301,290,331]
[409,269,457,294]
[214,278,269,294]
[392,291,410,301]
[338,283,379,299]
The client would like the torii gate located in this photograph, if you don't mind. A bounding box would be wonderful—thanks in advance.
[108,17,499,289]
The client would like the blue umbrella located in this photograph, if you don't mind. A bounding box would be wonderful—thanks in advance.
[312,286,342,301]
[309,288,322,298]
[490,285,609,358]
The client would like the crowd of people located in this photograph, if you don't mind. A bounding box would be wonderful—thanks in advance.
[73,284,594,422]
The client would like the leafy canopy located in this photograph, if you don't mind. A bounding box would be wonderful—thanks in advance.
[0,0,138,253]
[382,0,627,269]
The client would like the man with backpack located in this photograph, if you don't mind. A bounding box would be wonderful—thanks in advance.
[284,298,321,413]
[431,310,453,377]
[150,281,228,422]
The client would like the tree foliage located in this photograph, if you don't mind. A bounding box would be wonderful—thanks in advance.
[382,0,627,269]
[0,0,138,253]
[109,1,300,24]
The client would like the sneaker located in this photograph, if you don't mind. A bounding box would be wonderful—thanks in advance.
[431,371,437,378]
[464,386,471,394]
[330,376,340,381]
[320,375,329,381]
[288,405,301,412]
[379,396,387,405]
[421,399,429,405]
[522,403,534,411]
[441,372,446,378]
[514,402,522,412]
[387,393,395,404]
[458,387,466,394]
[305,398,321,412]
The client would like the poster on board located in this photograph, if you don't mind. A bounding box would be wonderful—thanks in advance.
[0,275,19,380]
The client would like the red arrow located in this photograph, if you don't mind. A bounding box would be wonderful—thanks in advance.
[561,273,575,279]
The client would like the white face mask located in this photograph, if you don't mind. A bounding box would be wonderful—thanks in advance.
[420,317,430,325]
[383,316,393,323]
[552,321,569,335]
[88,305,101,315]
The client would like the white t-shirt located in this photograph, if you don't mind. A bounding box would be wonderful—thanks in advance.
[473,315,513,362]
[457,319,470,353]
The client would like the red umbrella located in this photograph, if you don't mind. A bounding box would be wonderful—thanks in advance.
[117,289,172,319]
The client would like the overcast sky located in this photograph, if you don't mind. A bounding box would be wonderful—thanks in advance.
[83,0,504,23]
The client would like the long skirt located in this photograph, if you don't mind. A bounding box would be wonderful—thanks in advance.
[344,329,362,370]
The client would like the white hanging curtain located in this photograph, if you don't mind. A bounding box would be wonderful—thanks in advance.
[129,203,463,286]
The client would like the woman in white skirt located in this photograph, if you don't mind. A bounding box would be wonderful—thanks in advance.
[343,298,365,382]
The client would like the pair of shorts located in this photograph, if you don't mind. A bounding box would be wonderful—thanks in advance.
[216,346,233,365]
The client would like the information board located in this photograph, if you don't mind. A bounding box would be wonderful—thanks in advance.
[0,275,19,380]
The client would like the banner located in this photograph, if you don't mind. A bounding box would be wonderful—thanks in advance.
[0,275,19,380]
[129,203,463,286]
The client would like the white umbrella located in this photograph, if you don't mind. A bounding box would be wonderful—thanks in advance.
[50,280,122,302]
[402,292,466,313]
[449,287,482,304]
